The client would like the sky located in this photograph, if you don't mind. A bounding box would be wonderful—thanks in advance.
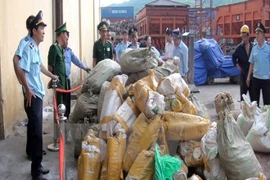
[100,0,129,7]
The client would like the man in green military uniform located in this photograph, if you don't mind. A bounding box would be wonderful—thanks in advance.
[48,22,69,113]
[92,21,113,67]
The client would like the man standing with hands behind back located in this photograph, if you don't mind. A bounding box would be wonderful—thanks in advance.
[17,10,59,180]
[232,25,253,101]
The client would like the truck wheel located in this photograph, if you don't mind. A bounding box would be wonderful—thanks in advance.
[207,77,214,84]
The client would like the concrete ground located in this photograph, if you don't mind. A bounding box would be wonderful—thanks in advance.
[0,78,269,180]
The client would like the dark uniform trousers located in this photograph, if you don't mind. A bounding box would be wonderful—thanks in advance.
[24,96,43,176]
[252,77,270,106]
[240,72,252,101]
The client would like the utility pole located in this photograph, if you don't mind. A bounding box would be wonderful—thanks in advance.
[199,0,203,39]
[210,0,213,38]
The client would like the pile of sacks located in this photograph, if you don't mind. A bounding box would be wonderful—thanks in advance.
[74,47,267,179]
[208,93,267,180]
[237,94,270,153]
[74,48,214,180]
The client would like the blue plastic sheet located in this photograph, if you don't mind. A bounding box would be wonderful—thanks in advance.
[194,39,240,85]
[197,38,224,71]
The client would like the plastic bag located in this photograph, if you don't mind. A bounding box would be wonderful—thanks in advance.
[218,110,263,180]
[155,145,180,180]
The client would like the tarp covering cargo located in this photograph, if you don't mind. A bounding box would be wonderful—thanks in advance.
[194,41,207,86]
[197,39,224,71]
[163,111,210,141]
[82,59,121,94]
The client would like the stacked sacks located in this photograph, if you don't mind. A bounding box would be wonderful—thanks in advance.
[133,71,165,118]
[77,64,212,179]
[123,114,163,172]
[77,129,107,180]
[246,105,270,153]
[100,132,126,180]
[201,123,227,180]
[99,74,128,139]
[237,94,259,136]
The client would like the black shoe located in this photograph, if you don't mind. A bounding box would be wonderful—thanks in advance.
[32,175,48,180]
[40,167,49,175]
[42,150,47,155]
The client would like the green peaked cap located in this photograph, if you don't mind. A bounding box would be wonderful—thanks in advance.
[55,22,69,35]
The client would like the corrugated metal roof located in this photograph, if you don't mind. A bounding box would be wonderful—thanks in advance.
[146,0,189,7]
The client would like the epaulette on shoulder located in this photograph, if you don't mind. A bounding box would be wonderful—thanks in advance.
[29,43,34,49]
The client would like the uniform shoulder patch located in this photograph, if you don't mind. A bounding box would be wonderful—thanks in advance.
[29,43,34,49]
[24,37,29,42]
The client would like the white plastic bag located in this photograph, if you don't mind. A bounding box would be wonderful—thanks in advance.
[237,94,260,136]
[157,73,190,97]
[246,106,270,152]
[203,158,227,180]
[99,75,128,137]
[201,123,218,161]
[97,81,110,120]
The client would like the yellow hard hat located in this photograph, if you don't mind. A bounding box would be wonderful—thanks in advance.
[240,25,249,33]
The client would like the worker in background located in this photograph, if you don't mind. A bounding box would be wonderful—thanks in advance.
[48,22,69,118]
[17,10,59,180]
[106,27,116,61]
[62,32,91,119]
[164,27,175,61]
[172,28,189,82]
[13,15,35,84]
[115,29,130,63]
[92,21,113,67]
[232,24,253,101]
[128,27,140,49]
[247,22,270,106]
[144,35,160,57]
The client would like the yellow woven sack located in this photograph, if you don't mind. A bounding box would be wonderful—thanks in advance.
[163,111,210,141]
[123,114,162,172]
[125,150,155,180]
